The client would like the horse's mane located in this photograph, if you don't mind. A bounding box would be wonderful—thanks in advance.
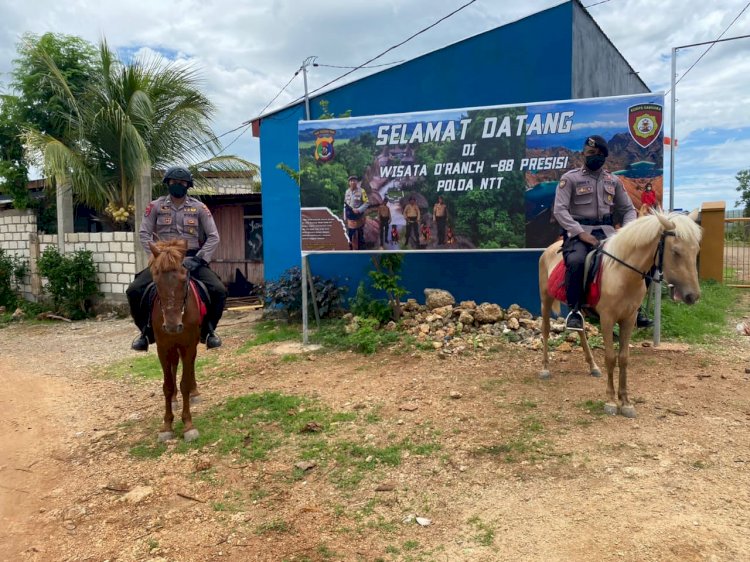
[606,211,702,255]
[149,240,187,274]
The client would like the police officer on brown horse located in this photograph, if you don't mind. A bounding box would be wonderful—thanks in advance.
[126,166,227,350]
[553,135,647,331]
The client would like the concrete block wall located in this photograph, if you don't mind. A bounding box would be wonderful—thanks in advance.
[0,207,138,303]
[38,232,136,302]
[0,209,36,299]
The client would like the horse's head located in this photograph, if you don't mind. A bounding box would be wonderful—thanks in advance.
[149,239,189,333]
[658,210,702,305]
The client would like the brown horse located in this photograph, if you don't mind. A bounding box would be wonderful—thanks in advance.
[149,239,202,442]
[538,211,702,418]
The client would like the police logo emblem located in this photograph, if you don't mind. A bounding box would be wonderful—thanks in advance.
[628,103,663,148]
[313,128,336,162]
[558,179,567,189]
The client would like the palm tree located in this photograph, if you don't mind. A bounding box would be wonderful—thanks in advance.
[24,40,258,229]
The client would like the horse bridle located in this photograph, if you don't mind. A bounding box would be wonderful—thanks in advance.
[596,230,676,284]
[158,269,191,320]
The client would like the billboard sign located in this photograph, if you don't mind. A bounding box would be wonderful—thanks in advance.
[298,93,664,251]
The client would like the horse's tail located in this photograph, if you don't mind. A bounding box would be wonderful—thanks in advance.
[539,242,562,316]
[550,298,561,316]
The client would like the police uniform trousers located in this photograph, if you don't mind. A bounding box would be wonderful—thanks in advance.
[561,228,607,311]
[378,217,389,246]
[405,219,419,247]
[126,262,227,334]
[435,216,447,245]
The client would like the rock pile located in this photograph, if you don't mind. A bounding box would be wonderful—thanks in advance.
[344,288,600,357]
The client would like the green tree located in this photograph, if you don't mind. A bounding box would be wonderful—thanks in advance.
[0,33,97,208]
[0,97,30,207]
[22,39,257,229]
[736,168,750,217]
[413,109,526,248]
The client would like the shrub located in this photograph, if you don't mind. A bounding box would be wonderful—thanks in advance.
[349,282,392,324]
[0,248,28,308]
[37,247,100,319]
[264,266,346,320]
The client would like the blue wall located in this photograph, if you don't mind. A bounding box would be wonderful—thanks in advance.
[260,3,575,313]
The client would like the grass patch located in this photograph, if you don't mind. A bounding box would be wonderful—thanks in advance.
[325,438,441,489]
[176,392,356,458]
[125,390,441,488]
[237,320,300,353]
[635,280,737,344]
[467,516,496,546]
[256,518,290,534]
[129,442,167,459]
[101,354,216,381]
[472,415,551,463]
[310,318,402,355]
[577,399,607,417]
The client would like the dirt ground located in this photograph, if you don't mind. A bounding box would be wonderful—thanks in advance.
[1,307,750,562]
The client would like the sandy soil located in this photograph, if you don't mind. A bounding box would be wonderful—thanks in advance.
[1,309,750,562]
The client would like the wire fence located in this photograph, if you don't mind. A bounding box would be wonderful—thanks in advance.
[724,209,750,286]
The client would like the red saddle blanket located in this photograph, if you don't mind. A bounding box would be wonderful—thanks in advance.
[547,260,603,308]
[190,280,208,325]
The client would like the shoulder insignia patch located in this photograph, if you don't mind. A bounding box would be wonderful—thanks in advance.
[202,204,211,215]
[558,179,567,189]
[144,203,153,218]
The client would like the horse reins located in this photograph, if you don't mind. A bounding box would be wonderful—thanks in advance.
[595,230,676,284]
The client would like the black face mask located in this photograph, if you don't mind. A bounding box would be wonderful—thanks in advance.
[585,154,606,171]
[168,184,188,198]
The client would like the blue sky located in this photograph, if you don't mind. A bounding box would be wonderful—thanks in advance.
[2,0,750,211]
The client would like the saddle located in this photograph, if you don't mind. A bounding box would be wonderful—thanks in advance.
[548,248,604,308]
[142,277,210,330]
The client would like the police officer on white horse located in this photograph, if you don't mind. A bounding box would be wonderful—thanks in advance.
[553,135,652,331]
[126,166,227,350]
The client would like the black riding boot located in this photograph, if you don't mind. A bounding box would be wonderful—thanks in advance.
[132,326,150,351]
[636,308,653,328]
[200,322,222,348]
[206,328,222,349]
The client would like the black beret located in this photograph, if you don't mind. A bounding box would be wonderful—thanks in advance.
[584,135,609,157]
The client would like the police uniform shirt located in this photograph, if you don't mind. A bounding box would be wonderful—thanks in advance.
[140,195,220,262]
[344,186,368,211]
[404,203,420,222]
[553,167,636,238]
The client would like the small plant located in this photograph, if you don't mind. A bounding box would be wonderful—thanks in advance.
[264,266,346,321]
[368,254,408,321]
[37,247,99,319]
[256,518,290,534]
[312,318,401,355]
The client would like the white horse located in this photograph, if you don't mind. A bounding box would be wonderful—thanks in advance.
[538,211,702,418]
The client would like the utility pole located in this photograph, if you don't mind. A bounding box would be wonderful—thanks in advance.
[300,56,317,120]
[668,33,750,211]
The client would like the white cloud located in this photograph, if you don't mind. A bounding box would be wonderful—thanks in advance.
[1,0,748,201]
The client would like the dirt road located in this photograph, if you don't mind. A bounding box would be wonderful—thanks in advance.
[1,314,750,561]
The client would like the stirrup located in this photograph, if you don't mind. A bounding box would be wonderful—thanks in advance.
[564,310,585,332]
